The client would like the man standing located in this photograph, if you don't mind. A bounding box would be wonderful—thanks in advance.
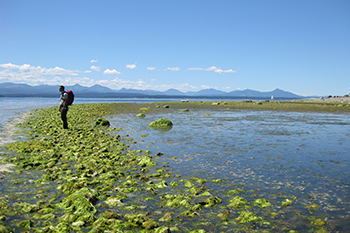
[59,85,69,129]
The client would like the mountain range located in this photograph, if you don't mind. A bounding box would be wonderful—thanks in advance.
[0,82,311,99]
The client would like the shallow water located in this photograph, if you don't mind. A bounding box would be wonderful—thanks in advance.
[108,108,350,230]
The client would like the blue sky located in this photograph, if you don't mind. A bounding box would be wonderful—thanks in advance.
[0,0,349,96]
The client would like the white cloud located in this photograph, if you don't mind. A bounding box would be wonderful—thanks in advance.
[206,66,218,71]
[188,67,204,71]
[147,67,156,71]
[0,62,233,93]
[126,64,137,69]
[188,66,236,74]
[167,67,180,71]
[103,69,121,75]
[200,85,212,89]
[0,63,80,76]
[90,60,98,63]
[90,66,100,72]
[214,68,236,74]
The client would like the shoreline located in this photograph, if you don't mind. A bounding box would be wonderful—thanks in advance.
[295,96,350,103]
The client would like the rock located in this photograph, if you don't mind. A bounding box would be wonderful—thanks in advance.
[311,218,326,226]
[18,220,34,229]
[0,225,12,233]
[136,113,146,117]
[101,210,123,219]
[148,118,173,128]
[156,152,164,156]
[142,220,159,230]
[139,107,150,112]
[159,212,174,222]
[155,226,171,233]
[95,118,110,127]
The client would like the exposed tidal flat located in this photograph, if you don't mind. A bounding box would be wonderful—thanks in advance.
[0,100,349,232]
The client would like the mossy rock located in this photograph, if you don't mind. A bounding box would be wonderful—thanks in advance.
[218,213,229,221]
[235,211,262,224]
[281,199,293,207]
[254,198,272,208]
[306,203,320,210]
[155,226,171,233]
[204,196,222,207]
[136,113,146,117]
[148,118,173,128]
[311,218,326,226]
[0,225,13,233]
[142,220,159,230]
[227,196,249,209]
[95,118,110,127]
[162,105,170,108]
[101,210,123,219]
[18,220,34,229]
[159,212,174,222]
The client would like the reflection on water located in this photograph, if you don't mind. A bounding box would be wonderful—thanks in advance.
[108,109,350,230]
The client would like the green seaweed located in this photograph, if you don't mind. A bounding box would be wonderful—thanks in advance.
[254,198,272,208]
[227,196,249,209]
[281,199,293,207]
[95,117,110,127]
[311,218,326,226]
[136,113,146,117]
[148,118,173,128]
[159,212,174,222]
[17,220,34,229]
[235,211,262,224]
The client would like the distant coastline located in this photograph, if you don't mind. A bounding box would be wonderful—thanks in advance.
[0,82,316,99]
[0,93,301,101]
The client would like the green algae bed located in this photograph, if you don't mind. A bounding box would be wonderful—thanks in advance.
[0,100,349,233]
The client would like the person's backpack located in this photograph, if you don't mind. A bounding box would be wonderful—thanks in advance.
[66,90,74,105]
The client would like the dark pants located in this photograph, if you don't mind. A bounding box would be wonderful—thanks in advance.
[61,109,68,129]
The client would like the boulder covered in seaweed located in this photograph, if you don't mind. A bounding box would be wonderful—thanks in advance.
[95,117,110,127]
[148,118,173,128]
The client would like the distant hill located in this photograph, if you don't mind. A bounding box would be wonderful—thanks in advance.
[191,88,228,96]
[227,88,300,98]
[0,82,309,99]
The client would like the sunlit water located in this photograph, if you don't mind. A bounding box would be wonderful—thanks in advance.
[107,108,350,230]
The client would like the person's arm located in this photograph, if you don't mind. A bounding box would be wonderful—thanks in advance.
[62,93,68,110]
